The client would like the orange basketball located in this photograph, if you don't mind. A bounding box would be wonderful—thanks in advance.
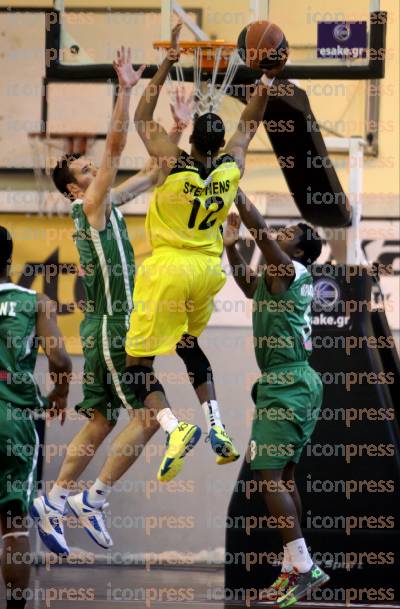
[237,20,289,72]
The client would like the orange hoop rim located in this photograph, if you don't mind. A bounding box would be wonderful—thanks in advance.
[153,40,237,53]
[153,40,238,71]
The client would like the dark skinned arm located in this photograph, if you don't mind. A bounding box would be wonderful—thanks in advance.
[224,212,258,298]
[235,188,295,293]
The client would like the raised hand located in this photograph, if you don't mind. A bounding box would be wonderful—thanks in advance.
[170,86,193,130]
[224,213,241,247]
[166,21,182,63]
[113,46,146,89]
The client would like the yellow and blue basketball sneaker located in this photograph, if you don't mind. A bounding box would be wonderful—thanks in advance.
[157,421,202,482]
[208,425,240,464]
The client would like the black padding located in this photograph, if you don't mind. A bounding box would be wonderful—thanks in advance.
[176,335,214,389]
[124,365,165,402]
[263,80,352,227]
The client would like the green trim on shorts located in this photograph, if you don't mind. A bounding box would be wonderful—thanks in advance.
[76,316,143,424]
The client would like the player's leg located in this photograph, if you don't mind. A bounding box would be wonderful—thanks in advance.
[64,318,158,547]
[252,370,328,607]
[259,464,329,608]
[55,410,114,493]
[125,354,202,482]
[125,252,202,482]
[258,461,303,601]
[183,254,239,463]
[31,320,116,553]
[176,334,239,463]
[31,409,114,554]
[0,504,31,609]
[273,367,328,608]
[283,460,302,522]
[67,407,159,550]
[95,407,159,488]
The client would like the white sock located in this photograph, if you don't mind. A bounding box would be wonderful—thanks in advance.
[282,545,293,573]
[156,408,179,434]
[86,479,112,508]
[201,400,223,433]
[286,538,313,573]
[48,484,70,512]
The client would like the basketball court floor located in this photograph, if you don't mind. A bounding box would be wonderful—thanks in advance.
[5,565,399,608]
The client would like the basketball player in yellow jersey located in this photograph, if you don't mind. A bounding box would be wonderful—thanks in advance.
[125,23,280,482]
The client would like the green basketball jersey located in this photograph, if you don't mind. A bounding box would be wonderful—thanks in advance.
[0,283,44,409]
[71,201,135,317]
[252,261,314,371]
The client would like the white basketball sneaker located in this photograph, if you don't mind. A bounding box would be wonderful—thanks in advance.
[30,495,69,556]
[67,490,113,549]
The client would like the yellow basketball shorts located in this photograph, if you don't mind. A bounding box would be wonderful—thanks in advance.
[126,247,226,357]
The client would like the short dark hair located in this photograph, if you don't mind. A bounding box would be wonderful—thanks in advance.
[191,113,225,156]
[296,222,322,265]
[0,226,13,275]
[52,153,81,199]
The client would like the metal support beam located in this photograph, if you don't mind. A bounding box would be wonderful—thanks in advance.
[249,0,270,21]
[347,138,365,265]
[161,0,172,39]
[172,1,208,41]
[365,79,380,155]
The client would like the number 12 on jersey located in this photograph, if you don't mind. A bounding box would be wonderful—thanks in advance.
[188,196,224,230]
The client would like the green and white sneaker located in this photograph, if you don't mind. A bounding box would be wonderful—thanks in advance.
[277,564,330,607]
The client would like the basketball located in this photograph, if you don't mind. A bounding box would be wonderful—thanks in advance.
[237,20,289,72]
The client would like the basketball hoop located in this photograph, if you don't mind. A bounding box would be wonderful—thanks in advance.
[153,40,242,116]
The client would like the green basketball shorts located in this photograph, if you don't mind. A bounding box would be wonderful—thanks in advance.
[0,400,39,514]
[249,363,323,470]
[76,315,143,425]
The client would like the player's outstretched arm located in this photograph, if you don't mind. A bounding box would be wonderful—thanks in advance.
[112,158,159,207]
[134,22,183,177]
[84,47,145,228]
[225,74,275,176]
[235,188,295,291]
[36,294,72,425]
[113,86,192,205]
[224,213,258,299]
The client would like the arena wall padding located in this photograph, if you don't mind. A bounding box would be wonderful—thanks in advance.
[225,266,400,602]
[264,82,352,228]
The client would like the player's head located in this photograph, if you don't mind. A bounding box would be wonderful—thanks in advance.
[52,154,98,201]
[277,222,322,266]
[190,113,225,157]
[0,226,13,278]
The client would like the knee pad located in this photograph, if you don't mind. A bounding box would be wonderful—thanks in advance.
[176,335,214,389]
[124,365,165,402]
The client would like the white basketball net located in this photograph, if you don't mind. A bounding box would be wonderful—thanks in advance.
[156,45,242,117]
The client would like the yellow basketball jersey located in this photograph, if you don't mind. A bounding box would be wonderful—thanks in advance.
[146,151,241,257]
